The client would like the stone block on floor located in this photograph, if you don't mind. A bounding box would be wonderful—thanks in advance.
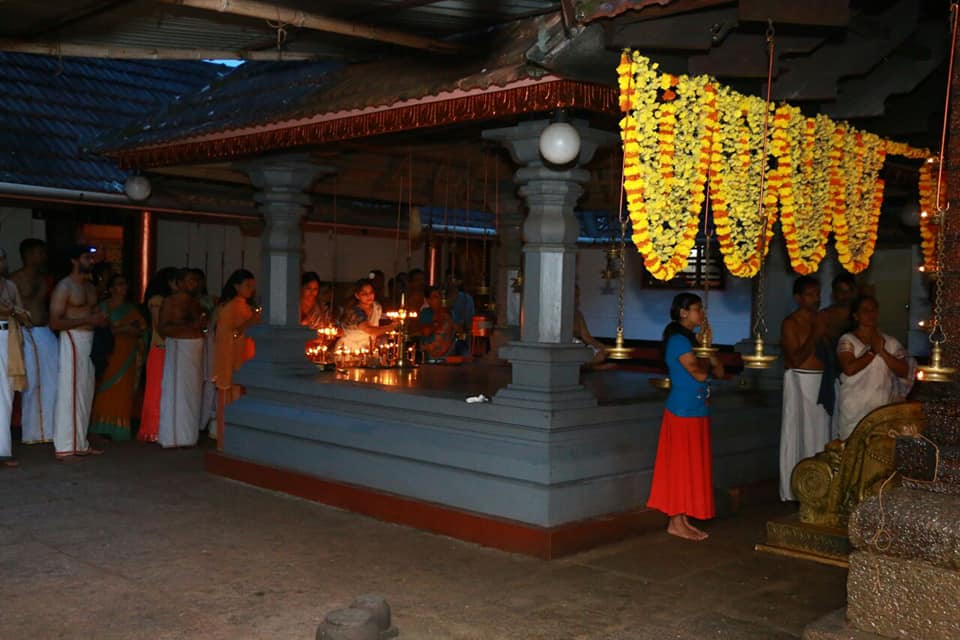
[847,551,960,640]
[849,488,960,569]
[802,608,890,640]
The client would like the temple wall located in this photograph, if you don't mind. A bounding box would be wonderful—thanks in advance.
[156,218,426,296]
[224,372,780,528]
[0,206,44,271]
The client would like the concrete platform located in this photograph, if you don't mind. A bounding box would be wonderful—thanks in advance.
[0,440,846,639]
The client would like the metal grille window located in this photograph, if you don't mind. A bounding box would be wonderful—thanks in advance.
[641,240,725,290]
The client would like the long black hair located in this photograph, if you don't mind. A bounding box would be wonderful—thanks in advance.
[220,269,256,302]
[662,292,702,347]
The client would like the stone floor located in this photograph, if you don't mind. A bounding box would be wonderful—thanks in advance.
[0,440,847,640]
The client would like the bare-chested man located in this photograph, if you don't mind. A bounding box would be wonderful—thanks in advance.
[0,248,29,467]
[11,239,59,444]
[778,276,831,501]
[50,245,108,459]
[156,269,207,448]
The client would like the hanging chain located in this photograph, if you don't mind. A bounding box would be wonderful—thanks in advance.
[930,1,960,345]
[616,147,629,336]
[752,20,776,339]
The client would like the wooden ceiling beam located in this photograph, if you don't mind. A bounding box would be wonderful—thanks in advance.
[0,39,317,60]
[158,0,457,52]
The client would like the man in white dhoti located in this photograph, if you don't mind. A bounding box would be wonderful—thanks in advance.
[779,276,832,501]
[0,249,28,468]
[837,295,916,440]
[50,245,108,460]
[11,239,58,444]
[157,269,207,448]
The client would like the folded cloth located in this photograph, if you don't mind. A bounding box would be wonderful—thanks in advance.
[6,316,26,392]
[465,394,489,404]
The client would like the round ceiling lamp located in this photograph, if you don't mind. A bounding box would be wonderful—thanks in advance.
[538,122,581,166]
[124,174,152,201]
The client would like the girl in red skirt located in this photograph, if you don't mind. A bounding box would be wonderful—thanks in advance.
[647,292,724,541]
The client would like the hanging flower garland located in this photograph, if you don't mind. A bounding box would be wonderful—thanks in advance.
[619,54,715,280]
[708,88,778,277]
[617,52,927,280]
[832,131,885,273]
[771,107,833,274]
[918,159,942,272]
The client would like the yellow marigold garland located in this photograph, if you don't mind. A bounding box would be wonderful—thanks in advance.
[617,51,927,279]
[770,106,832,274]
[708,89,778,277]
[619,54,714,280]
[833,131,885,273]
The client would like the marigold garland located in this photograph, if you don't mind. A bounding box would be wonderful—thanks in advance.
[617,52,927,279]
[619,53,714,280]
[771,107,833,275]
[832,131,885,273]
[708,88,778,277]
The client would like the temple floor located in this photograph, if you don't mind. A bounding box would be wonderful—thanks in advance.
[0,439,845,640]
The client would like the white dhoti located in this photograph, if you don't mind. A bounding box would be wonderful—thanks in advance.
[0,328,14,460]
[52,330,95,456]
[780,368,832,501]
[158,337,203,448]
[21,326,59,444]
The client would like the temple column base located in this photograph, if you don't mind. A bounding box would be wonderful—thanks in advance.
[493,341,596,410]
[235,324,316,383]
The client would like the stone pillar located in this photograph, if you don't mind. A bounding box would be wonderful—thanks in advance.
[483,120,617,410]
[489,188,523,354]
[236,154,334,379]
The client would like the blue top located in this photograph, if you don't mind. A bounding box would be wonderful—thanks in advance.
[450,291,475,328]
[664,332,710,417]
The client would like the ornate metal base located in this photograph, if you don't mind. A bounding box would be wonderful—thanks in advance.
[755,513,849,568]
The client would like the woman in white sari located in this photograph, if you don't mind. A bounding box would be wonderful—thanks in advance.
[836,295,916,439]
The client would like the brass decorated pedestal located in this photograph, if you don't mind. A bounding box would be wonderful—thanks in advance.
[756,402,926,567]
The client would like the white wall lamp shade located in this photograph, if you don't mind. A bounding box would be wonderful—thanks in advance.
[124,175,152,201]
[538,122,581,165]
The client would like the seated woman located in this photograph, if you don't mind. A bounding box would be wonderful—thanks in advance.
[419,285,457,360]
[836,295,916,439]
[337,278,396,352]
[300,271,333,330]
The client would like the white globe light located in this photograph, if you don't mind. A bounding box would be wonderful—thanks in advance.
[538,122,581,165]
[124,175,151,201]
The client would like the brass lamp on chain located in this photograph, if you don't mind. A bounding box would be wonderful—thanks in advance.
[916,1,959,383]
[606,219,634,360]
[741,22,778,371]
[600,245,622,293]
[693,198,718,359]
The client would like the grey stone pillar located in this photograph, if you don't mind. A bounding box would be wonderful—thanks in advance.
[236,154,334,378]
[489,188,523,353]
[483,120,616,410]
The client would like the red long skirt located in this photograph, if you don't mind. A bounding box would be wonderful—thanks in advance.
[646,409,715,520]
[137,345,164,443]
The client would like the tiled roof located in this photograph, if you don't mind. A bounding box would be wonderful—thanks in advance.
[98,16,561,154]
[0,52,226,194]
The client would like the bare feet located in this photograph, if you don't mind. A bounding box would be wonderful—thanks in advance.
[667,514,708,541]
[2,459,19,468]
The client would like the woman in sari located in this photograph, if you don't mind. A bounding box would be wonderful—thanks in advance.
[91,274,147,441]
[836,295,916,439]
[137,267,179,443]
[300,271,333,330]
[337,278,396,352]
[213,269,260,447]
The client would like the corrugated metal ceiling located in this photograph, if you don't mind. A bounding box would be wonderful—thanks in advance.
[0,1,562,60]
